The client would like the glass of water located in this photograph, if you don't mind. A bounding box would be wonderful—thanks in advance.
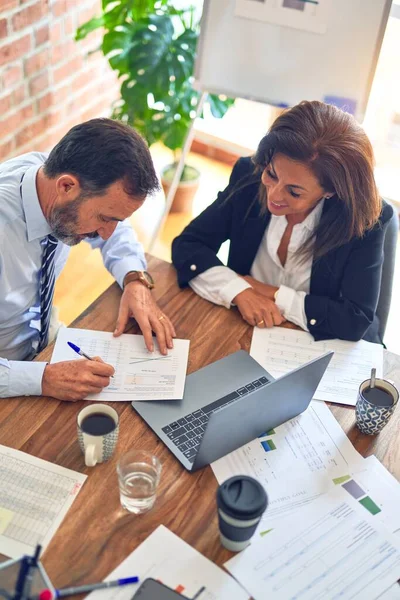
[117,449,162,514]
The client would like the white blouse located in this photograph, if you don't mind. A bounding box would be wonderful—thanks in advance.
[189,200,324,330]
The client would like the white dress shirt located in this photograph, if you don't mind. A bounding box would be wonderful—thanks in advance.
[189,200,324,328]
[0,152,146,398]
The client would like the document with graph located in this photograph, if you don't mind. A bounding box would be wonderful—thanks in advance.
[211,400,364,534]
[86,525,249,600]
[0,444,86,558]
[250,327,383,406]
[225,486,400,600]
[51,328,190,401]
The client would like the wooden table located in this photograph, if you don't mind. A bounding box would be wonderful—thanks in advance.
[1,255,399,588]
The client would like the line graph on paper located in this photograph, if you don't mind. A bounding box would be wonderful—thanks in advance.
[51,328,190,401]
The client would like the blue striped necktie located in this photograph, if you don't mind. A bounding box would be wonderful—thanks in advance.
[37,234,58,353]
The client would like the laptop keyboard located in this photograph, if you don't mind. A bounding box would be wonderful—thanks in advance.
[161,375,270,463]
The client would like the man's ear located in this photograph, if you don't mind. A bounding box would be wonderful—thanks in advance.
[56,174,80,199]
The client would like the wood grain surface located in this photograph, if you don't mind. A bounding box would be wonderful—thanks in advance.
[1,255,399,590]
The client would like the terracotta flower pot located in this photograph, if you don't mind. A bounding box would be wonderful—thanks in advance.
[161,164,200,213]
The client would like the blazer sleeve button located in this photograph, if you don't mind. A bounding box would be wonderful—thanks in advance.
[310,318,317,326]
[190,264,197,271]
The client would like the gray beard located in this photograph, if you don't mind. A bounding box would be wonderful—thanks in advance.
[47,199,99,246]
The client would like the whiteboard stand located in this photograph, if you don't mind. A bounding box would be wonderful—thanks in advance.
[148,92,207,254]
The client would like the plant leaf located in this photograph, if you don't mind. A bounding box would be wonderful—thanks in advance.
[75,15,104,41]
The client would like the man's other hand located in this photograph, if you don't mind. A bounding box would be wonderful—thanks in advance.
[114,281,176,355]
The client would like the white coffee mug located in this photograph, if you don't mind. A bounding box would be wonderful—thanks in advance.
[77,404,119,467]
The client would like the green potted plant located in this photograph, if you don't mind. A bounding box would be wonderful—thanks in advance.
[76,0,234,212]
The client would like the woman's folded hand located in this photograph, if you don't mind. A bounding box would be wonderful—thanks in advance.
[233,288,286,328]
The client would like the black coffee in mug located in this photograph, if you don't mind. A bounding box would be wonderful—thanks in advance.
[363,386,394,407]
[81,412,116,436]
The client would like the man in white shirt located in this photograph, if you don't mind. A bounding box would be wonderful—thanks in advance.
[0,118,175,401]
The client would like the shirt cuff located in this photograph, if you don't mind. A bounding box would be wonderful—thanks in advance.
[220,278,252,309]
[275,285,309,331]
[1,359,47,397]
[110,256,148,289]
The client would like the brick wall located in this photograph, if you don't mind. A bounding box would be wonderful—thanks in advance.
[0,0,119,161]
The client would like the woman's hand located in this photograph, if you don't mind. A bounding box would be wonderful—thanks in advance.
[242,275,278,301]
[233,288,286,328]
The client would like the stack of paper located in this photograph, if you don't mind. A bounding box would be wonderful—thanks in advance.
[211,390,400,599]
[250,327,383,406]
[225,487,400,600]
[212,400,365,532]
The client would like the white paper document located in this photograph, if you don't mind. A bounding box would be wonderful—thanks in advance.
[86,525,249,600]
[0,444,86,558]
[225,487,400,600]
[51,327,190,401]
[212,401,364,532]
[250,327,383,406]
[332,455,400,536]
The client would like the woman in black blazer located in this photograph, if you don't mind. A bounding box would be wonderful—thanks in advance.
[172,101,393,343]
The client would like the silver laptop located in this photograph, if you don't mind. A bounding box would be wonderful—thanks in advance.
[132,350,333,471]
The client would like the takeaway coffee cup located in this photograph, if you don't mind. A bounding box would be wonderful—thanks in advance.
[217,475,268,552]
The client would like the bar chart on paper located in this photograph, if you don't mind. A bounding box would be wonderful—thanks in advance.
[259,430,277,452]
[332,455,400,535]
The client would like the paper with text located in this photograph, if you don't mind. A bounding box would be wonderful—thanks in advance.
[225,487,400,600]
[250,327,383,406]
[51,328,190,401]
[211,401,364,533]
[0,444,86,558]
[86,525,249,600]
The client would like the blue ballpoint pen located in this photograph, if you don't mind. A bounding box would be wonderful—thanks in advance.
[39,576,139,599]
[67,341,93,360]
[67,341,114,377]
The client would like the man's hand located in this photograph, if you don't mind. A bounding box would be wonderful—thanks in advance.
[42,358,115,401]
[233,288,286,328]
[114,281,176,355]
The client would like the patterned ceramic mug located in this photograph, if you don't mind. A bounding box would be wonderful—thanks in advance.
[356,378,399,435]
[77,404,119,466]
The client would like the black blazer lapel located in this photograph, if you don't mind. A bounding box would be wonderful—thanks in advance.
[229,211,271,275]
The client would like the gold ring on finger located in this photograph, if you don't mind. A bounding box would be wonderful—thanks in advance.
[257,319,264,326]
[158,315,165,321]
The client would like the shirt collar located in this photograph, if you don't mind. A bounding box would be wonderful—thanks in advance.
[21,165,52,242]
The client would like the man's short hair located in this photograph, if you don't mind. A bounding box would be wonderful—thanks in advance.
[43,118,160,199]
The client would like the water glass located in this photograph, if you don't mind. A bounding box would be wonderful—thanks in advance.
[117,449,161,514]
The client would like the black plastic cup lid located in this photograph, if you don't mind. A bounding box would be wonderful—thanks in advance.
[217,475,268,520]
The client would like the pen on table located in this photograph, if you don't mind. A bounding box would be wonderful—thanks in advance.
[38,577,139,600]
[67,341,114,377]
[192,587,206,599]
